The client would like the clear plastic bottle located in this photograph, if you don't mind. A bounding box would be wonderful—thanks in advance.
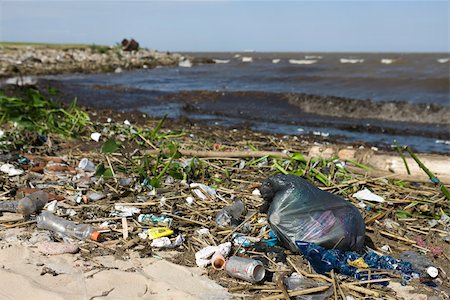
[37,211,100,241]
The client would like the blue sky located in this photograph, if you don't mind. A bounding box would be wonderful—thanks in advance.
[0,1,448,52]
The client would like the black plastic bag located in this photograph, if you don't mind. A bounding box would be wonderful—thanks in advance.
[260,174,365,252]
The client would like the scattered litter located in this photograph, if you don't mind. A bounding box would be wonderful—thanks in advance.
[190,182,222,200]
[0,163,24,176]
[151,237,172,248]
[78,158,96,172]
[37,211,100,241]
[112,204,141,217]
[353,188,385,203]
[251,188,261,196]
[185,196,194,205]
[87,191,106,202]
[138,213,172,226]
[90,132,101,142]
[195,228,210,236]
[146,227,174,240]
[285,273,332,299]
[0,190,48,217]
[224,256,265,283]
[215,198,245,227]
[261,174,365,252]
[195,242,231,268]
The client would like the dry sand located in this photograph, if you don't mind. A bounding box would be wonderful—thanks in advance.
[0,227,231,300]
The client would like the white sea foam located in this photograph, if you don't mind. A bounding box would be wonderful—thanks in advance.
[272,59,281,64]
[381,58,395,64]
[289,59,317,65]
[340,58,364,64]
[305,55,322,59]
[178,59,192,68]
[437,58,449,63]
[213,59,230,64]
[241,57,253,63]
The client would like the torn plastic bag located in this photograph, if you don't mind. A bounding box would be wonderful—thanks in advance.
[260,174,365,252]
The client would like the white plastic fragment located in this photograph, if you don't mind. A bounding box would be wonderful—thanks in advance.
[123,119,131,126]
[112,205,141,217]
[90,132,101,142]
[149,234,184,248]
[252,188,261,196]
[0,164,24,176]
[185,196,194,205]
[195,228,210,236]
[151,237,172,248]
[353,188,385,203]
[427,266,439,278]
[381,245,391,253]
[190,183,221,200]
[107,118,112,123]
[0,129,4,138]
[195,242,232,268]
[45,200,58,212]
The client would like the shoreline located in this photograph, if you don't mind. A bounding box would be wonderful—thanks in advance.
[0,85,449,299]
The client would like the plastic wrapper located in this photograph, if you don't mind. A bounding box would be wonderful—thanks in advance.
[260,174,365,252]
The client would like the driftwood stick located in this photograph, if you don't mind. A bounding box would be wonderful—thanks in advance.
[261,286,331,300]
[145,149,290,159]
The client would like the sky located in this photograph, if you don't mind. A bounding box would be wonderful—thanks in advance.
[0,1,448,52]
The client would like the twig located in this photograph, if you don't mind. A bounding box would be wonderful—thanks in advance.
[145,149,290,159]
[261,286,330,300]
[405,146,450,200]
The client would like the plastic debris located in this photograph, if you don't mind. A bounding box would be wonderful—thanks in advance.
[232,233,260,247]
[112,204,141,217]
[146,227,174,239]
[190,183,221,200]
[195,242,232,268]
[353,188,385,203]
[224,256,265,283]
[296,241,420,283]
[90,132,101,142]
[185,196,194,205]
[215,198,245,227]
[0,163,24,176]
[37,242,79,255]
[284,272,332,300]
[196,228,210,236]
[87,191,106,202]
[138,214,172,226]
[399,251,439,279]
[261,174,365,252]
[37,211,100,241]
[252,188,261,196]
[151,237,172,248]
[211,251,226,270]
[78,158,96,172]
[0,190,48,217]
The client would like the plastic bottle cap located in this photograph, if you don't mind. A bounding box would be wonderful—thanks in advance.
[90,231,100,241]
[426,266,438,278]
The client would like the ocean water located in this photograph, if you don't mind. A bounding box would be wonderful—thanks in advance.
[41,52,450,153]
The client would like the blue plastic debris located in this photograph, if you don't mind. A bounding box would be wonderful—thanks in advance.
[296,241,419,285]
[262,230,279,247]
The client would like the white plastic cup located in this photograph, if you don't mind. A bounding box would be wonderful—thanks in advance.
[78,158,96,172]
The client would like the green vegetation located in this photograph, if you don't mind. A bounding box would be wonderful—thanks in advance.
[0,88,91,137]
[0,41,103,49]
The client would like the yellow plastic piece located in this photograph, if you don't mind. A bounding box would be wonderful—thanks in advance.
[347,257,368,269]
[147,227,174,239]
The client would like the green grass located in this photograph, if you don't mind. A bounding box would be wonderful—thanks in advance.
[0,88,91,137]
